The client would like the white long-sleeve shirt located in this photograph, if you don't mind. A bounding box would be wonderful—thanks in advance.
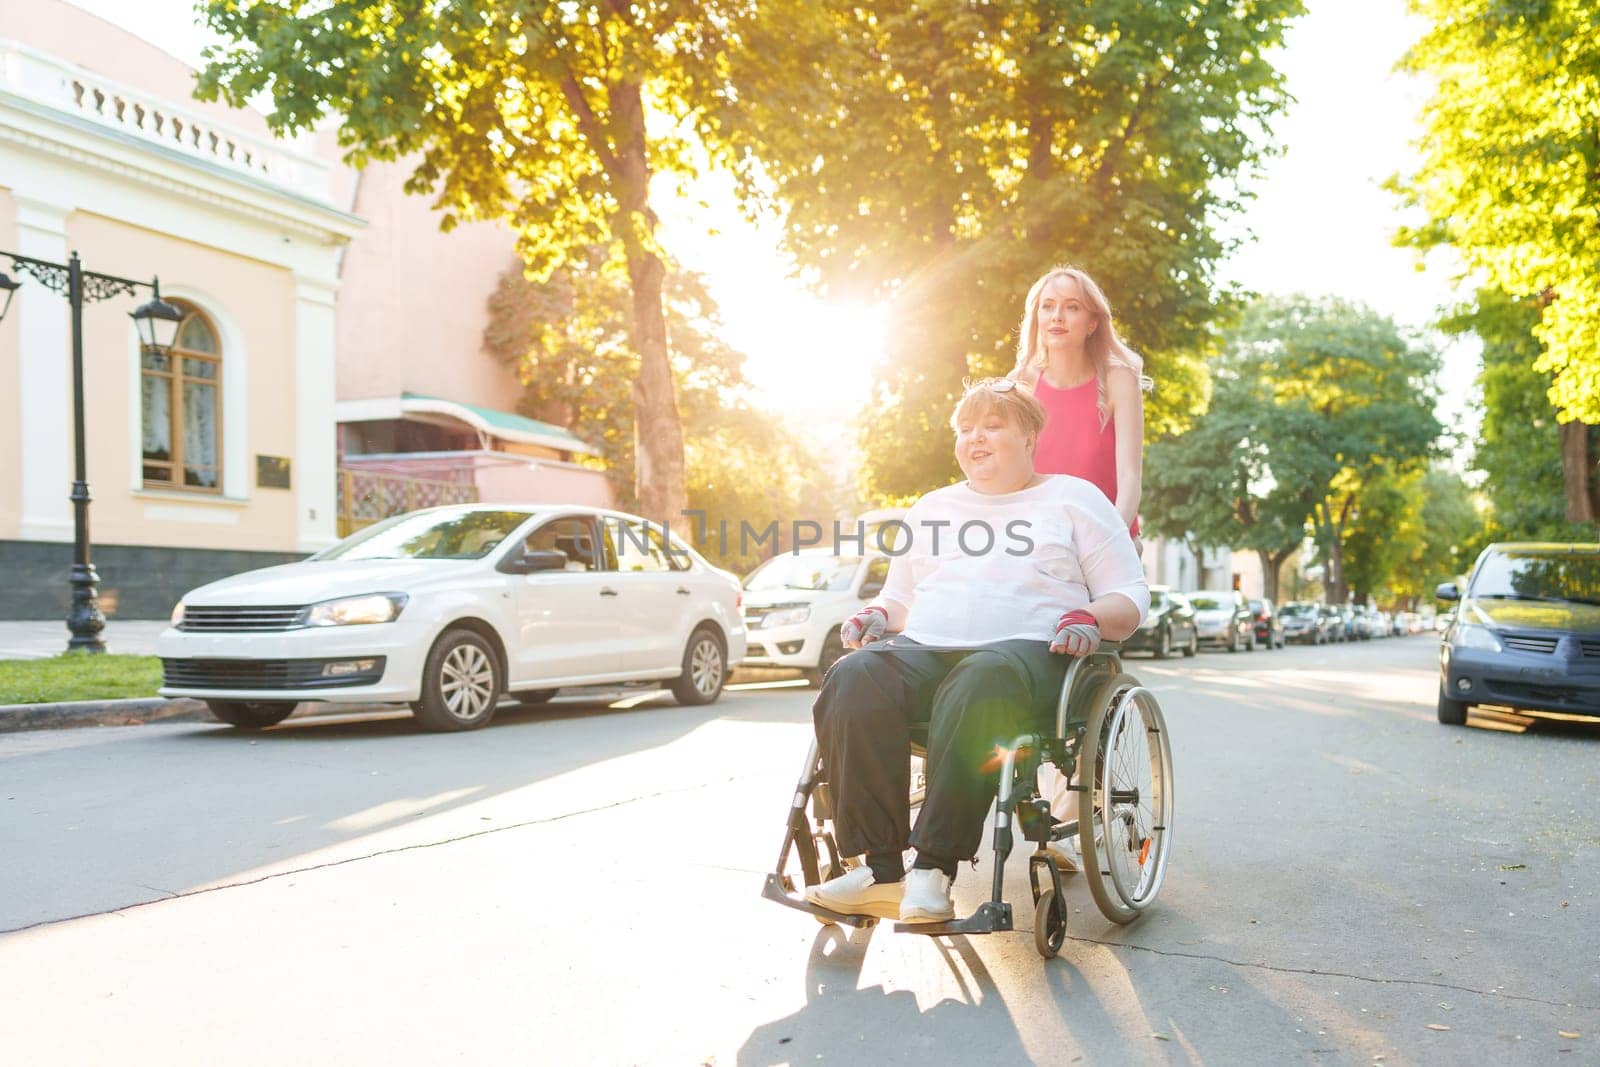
[874,475,1149,647]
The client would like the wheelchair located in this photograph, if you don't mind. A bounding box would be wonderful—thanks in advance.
[761,643,1174,958]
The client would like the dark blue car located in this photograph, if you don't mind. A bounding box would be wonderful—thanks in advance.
[1435,543,1600,724]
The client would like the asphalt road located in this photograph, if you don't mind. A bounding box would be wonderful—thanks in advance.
[1,635,1596,1065]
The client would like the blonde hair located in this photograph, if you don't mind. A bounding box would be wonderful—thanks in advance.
[950,377,1047,444]
[1009,266,1152,428]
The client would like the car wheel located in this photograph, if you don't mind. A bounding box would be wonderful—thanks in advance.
[412,628,502,732]
[1154,625,1172,660]
[806,635,848,688]
[511,689,558,706]
[206,700,296,729]
[1437,686,1468,726]
[671,626,726,706]
[1184,629,1198,657]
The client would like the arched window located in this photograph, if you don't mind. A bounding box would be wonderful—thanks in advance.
[141,305,222,491]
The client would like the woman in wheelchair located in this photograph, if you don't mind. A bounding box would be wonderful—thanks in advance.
[805,378,1149,924]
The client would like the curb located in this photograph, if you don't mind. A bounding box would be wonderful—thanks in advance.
[0,667,811,734]
[0,696,212,734]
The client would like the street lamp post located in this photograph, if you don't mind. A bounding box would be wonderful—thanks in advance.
[0,252,181,654]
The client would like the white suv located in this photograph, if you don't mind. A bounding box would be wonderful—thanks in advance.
[740,549,891,685]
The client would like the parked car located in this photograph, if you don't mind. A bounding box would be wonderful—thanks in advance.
[1189,589,1256,652]
[1435,542,1600,725]
[1317,604,1347,643]
[1353,608,1381,640]
[1125,585,1199,658]
[1247,597,1284,649]
[740,549,890,684]
[159,505,747,731]
[1279,601,1328,645]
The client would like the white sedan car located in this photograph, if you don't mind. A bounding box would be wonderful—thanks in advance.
[159,504,746,731]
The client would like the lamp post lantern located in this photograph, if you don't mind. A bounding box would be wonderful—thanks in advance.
[0,250,179,653]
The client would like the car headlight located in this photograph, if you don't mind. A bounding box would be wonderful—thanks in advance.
[1452,623,1502,652]
[304,593,408,627]
[761,606,811,629]
[171,601,185,628]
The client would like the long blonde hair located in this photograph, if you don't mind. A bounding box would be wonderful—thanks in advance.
[1009,266,1152,428]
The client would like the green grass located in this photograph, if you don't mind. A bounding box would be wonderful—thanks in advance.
[0,654,163,705]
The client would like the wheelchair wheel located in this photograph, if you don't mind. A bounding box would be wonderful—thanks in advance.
[1034,889,1068,958]
[1077,676,1174,924]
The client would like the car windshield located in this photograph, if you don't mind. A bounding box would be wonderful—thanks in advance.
[745,554,862,592]
[1188,593,1232,610]
[1280,603,1316,617]
[1150,590,1168,609]
[1471,551,1600,605]
[316,509,534,561]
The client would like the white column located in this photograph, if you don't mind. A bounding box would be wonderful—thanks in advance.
[293,273,339,551]
[14,195,73,543]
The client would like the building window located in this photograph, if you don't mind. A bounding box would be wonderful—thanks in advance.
[141,306,222,491]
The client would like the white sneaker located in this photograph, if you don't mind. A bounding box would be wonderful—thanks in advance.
[804,865,903,919]
[899,867,955,923]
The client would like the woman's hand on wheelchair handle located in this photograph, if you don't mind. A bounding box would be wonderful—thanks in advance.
[1050,609,1101,656]
[841,606,888,649]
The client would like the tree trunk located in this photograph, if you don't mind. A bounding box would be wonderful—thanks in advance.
[1260,547,1294,603]
[610,78,687,523]
[1327,495,1355,604]
[1560,421,1599,525]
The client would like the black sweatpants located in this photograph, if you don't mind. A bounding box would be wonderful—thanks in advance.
[811,636,1069,863]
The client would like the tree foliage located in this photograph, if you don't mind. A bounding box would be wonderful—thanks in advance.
[1440,288,1598,544]
[483,255,837,573]
[1144,297,1444,602]
[196,0,747,521]
[1398,0,1600,423]
[719,0,1305,498]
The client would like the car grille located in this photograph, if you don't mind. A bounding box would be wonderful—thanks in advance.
[1581,640,1600,659]
[180,606,305,632]
[1502,634,1558,655]
[746,643,768,658]
[162,657,386,690]
[1485,679,1598,709]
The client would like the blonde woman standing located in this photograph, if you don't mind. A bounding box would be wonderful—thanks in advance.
[1010,265,1150,542]
[1012,266,1152,867]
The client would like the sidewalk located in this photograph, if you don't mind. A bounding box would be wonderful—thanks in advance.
[0,619,169,660]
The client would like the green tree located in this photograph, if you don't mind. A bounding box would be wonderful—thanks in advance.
[1145,297,1444,603]
[483,255,836,572]
[197,0,744,521]
[1397,1,1600,437]
[1439,289,1598,542]
[721,0,1305,498]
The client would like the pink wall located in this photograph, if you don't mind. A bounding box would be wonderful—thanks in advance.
[334,159,527,409]
[342,453,614,509]
[475,461,614,509]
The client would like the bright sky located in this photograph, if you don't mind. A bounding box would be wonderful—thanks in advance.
[70,0,1474,441]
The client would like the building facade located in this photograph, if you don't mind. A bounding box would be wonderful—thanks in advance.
[0,1,610,621]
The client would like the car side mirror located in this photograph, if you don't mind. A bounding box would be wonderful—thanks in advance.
[1434,582,1460,602]
[859,580,884,599]
[502,549,569,575]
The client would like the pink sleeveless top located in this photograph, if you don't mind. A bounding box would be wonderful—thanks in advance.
[1032,374,1138,535]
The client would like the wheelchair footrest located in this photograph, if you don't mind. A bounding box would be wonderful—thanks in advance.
[893,900,1013,937]
[760,873,879,928]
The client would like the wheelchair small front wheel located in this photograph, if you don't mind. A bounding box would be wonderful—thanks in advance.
[1034,889,1068,958]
